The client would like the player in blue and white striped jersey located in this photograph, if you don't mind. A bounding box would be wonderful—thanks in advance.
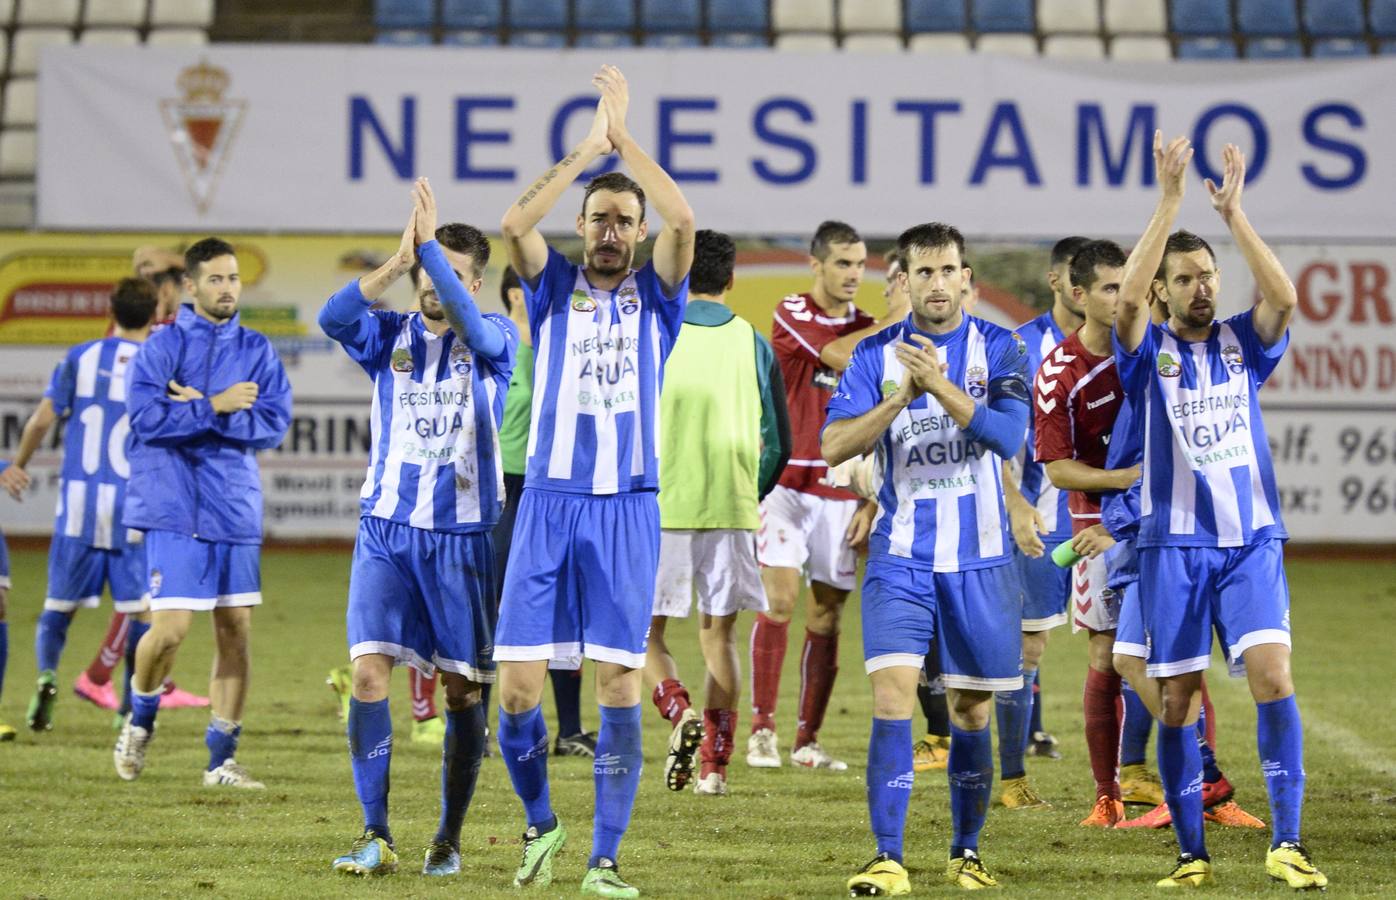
[0,278,158,733]
[493,66,694,898]
[1114,133,1324,890]
[318,180,517,879]
[824,223,1030,894]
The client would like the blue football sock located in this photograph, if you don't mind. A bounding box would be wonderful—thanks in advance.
[498,705,554,830]
[1120,680,1152,767]
[0,620,8,700]
[206,716,241,770]
[1027,668,1044,741]
[1195,698,1222,783]
[348,697,393,844]
[1257,695,1305,848]
[590,704,643,869]
[1158,723,1207,860]
[948,724,993,856]
[995,668,1034,780]
[130,686,162,731]
[867,718,913,863]
[550,668,583,737]
[121,619,150,716]
[35,609,72,674]
[435,704,486,848]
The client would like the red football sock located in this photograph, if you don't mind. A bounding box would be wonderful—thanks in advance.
[84,612,129,686]
[652,678,691,726]
[410,667,438,721]
[1083,667,1123,800]
[701,707,736,777]
[749,614,789,734]
[795,629,838,749]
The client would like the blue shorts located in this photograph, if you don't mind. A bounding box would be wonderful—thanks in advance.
[1112,581,1147,659]
[45,534,148,612]
[0,528,10,588]
[145,530,261,612]
[495,488,660,670]
[861,556,1024,691]
[1017,543,1068,631]
[347,516,497,682]
[1138,540,1288,678]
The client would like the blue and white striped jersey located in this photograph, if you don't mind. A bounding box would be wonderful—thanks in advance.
[325,282,517,533]
[1113,309,1288,549]
[1015,311,1071,542]
[524,246,688,495]
[1100,391,1142,541]
[45,337,140,550]
[826,316,1030,573]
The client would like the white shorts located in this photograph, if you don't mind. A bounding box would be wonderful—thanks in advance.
[756,485,858,591]
[1070,552,1121,634]
[654,529,768,618]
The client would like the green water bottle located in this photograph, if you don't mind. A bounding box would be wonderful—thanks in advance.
[1051,541,1082,568]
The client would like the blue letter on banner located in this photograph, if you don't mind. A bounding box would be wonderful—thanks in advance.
[455,97,515,181]
[971,102,1041,186]
[550,96,618,180]
[659,98,718,183]
[1193,103,1268,184]
[1301,103,1365,190]
[349,96,414,180]
[893,101,961,185]
[1076,103,1156,187]
[752,98,816,185]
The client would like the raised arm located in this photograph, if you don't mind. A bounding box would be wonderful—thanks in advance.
[1118,132,1192,353]
[412,178,508,360]
[500,99,612,282]
[595,65,695,293]
[1206,143,1295,347]
[318,206,415,351]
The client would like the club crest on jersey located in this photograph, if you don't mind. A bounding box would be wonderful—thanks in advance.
[966,365,988,399]
[881,379,899,399]
[149,569,162,597]
[571,290,597,313]
[391,348,414,373]
[1156,351,1181,378]
[618,285,639,315]
[1222,344,1244,374]
[450,343,473,377]
[1011,332,1027,356]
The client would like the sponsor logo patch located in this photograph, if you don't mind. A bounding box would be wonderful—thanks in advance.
[390,348,414,373]
[1156,351,1181,378]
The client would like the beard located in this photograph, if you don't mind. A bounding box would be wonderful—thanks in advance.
[199,295,237,321]
[586,242,632,276]
[419,302,446,321]
[1174,299,1215,330]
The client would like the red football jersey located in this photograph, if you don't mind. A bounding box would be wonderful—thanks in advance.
[771,292,873,499]
[1032,330,1122,530]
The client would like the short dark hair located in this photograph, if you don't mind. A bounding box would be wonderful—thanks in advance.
[1051,236,1091,267]
[499,265,521,313]
[184,237,235,278]
[689,229,736,296]
[810,220,862,261]
[581,172,646,222]
[1156,230,1216,281]
[1069,240,1128,290]
[110,277,158,330]
[150,265,185,288]
[896,222,966,272]
[962,258,974,286]
[410,222,491,285]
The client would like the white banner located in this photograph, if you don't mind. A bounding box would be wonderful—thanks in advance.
[37,47,1396,239]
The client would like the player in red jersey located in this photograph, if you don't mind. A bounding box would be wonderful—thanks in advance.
[748,221,905,770]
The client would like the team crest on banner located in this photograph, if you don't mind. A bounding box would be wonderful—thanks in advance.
[159,60,246,215]
[966,365,988,398]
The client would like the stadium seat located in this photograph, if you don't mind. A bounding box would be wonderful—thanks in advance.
[1310,36,1369,55]
[1171,0,1232,35]
[575,31,636,47]
[150,0,213,28]
[709,31,767,45]
[1038,0,1098,34]
[971,0,1033,33]
[79,27,141,45]
[575,0,634,32]
[774,31,837,49]
[83,0,145,28]
[1043,34,1105,58]
[1303,0,1365,36]
[374,0,434,30]
[442,30,501,46]
[508,0,567,31]
[642,32,702,46]
[375,29,433,44]
[707,0,768,32]
[0,129,36,178]
[1245,36,1304,56]
[842,33,904,51]
[1236,0,1299,35]
[909,31,971,52]
[441,0,503,30]
[508,30,568,47]
[975,33,1037,55]
[1373,0,1396,37]
[11,27,74,76]
[905,0,968,32]
[1104,0,1165,34]
[17,0,78,26]
[772,0,835,33]
[1176,36,1238,58]
[1109,34,1172,59]
[839,0,901,33]
[3,77,36,128]
[146,28,209,46]
[641,0,700,33]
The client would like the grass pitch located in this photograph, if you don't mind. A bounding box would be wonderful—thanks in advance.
[0,548,1392,898]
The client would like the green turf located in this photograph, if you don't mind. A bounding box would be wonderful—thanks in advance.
[0,549,1392,898]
